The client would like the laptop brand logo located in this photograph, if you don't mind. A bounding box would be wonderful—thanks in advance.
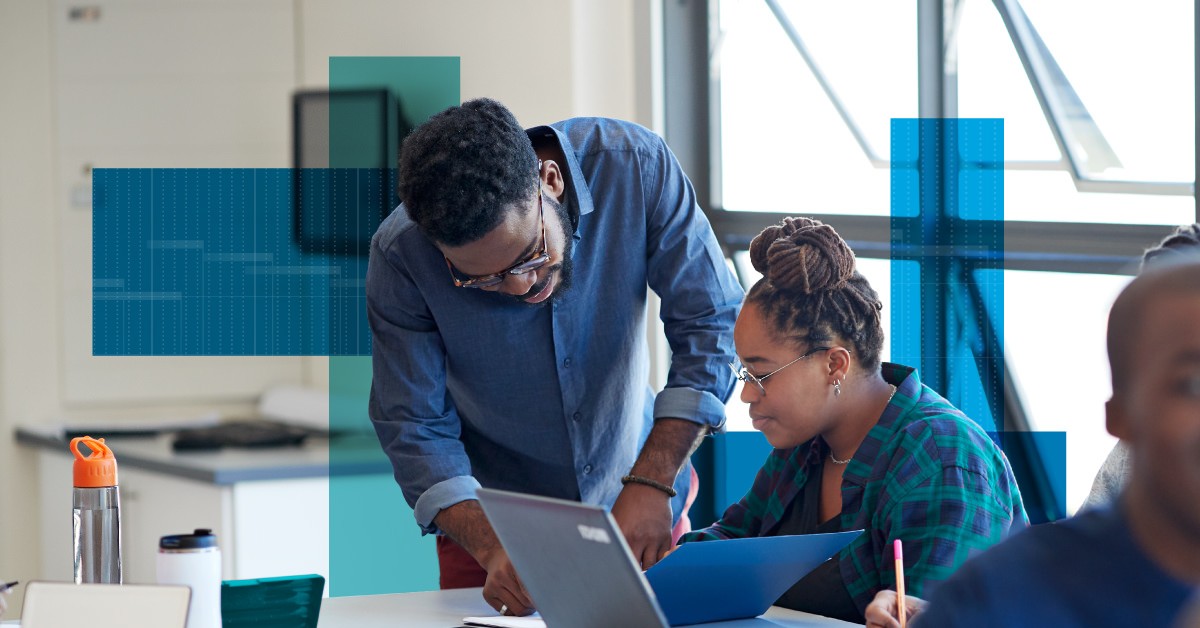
[576,524,612,544]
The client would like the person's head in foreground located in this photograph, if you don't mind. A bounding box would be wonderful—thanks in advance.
[1084,223,1200,508]
[866,259,1200,628]
[398,97,574,304]
[682,217,1026,624]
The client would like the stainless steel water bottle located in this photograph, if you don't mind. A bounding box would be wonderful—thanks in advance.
[70,436,122,584]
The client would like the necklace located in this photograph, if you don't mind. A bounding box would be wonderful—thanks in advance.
[828,384,898,465]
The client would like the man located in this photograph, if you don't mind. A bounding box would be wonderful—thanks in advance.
[864,259,1200,627]
[1083,222,1200,509]
[366,99,742,616]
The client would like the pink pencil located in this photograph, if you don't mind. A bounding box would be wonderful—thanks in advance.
[894,539,907,628]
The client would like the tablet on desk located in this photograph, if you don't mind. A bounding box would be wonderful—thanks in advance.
[645,530,863,626]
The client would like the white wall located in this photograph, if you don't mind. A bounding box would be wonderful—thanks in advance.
[297,0,645,127]
[0,0,656,614]
[0,0,59,608]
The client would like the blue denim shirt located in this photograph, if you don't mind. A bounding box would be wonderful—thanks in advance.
[366,117,743,534]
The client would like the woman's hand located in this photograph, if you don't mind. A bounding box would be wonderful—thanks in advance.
[865,589,927,628]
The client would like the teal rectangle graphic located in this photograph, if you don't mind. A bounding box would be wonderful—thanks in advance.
[327,56,458,597]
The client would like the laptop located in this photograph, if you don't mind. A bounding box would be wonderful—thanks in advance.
[20,582,190,628]
[476,488,861,628]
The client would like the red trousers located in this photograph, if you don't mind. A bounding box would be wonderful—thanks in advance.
[437,467,700,589]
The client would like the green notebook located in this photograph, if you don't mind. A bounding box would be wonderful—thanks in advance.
[221,574,324,628]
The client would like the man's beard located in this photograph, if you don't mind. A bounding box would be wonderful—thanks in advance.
[517,194,575,305]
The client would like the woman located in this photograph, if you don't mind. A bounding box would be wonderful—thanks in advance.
[678,217,1028,623]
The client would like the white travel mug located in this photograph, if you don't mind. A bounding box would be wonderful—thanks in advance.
[157,528,222,628]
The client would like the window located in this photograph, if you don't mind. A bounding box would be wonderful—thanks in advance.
[960,0,1194,224]
[715,0,1194,224]
[672,0,1197,518]
[714,0,913,216]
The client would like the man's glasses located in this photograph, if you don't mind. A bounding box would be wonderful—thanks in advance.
[728,346,835,396]
[445,185,550,289]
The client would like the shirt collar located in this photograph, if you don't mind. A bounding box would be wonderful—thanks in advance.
[526,125,594,237]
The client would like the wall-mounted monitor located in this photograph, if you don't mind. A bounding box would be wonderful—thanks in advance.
[292,88,408,256]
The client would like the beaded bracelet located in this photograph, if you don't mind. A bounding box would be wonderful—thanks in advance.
[620,474,678,497]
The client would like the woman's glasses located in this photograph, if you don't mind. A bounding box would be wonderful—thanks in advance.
[728,346,834,396]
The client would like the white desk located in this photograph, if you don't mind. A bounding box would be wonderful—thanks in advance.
[316,587,861,627]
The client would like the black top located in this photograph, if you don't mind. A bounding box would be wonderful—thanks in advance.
[771,460,862,623]
[159,528,218,550]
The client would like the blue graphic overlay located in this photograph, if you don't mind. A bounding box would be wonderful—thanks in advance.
[92,167,371,355]
[890,118,1066,522]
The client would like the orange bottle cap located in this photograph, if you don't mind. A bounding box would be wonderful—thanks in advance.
[70,436,119,488]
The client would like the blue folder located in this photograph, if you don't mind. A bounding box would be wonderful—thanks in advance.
[644,530,863,626]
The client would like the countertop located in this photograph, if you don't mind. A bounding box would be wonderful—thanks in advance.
[15,425,392,485]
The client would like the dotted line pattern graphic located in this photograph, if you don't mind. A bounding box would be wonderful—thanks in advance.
[93,168,379,356]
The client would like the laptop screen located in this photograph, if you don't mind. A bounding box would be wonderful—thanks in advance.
[477,488,670,628]
[21,582,190,628]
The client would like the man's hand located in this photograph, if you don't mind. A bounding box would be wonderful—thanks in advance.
[864,589,927,628]
[611,482,674,570]
[433,501,534,616]
[479,547,535,617]
[616,417,706,570]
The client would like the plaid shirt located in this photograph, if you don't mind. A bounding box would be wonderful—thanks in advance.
[681,363,1028,615]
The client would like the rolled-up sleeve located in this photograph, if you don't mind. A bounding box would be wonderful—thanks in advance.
[641,136,743,433]
[653,388,731,432]
[366,230,475,534]
[413,476,482,532]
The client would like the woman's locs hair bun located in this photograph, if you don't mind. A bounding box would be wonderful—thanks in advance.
[748,217,856,294]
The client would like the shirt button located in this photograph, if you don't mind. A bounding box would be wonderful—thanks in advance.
[583,464,593,475]
[563,357,572,368]
[573,412,582,422]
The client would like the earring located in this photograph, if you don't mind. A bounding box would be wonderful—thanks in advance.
[833,380,842,397]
